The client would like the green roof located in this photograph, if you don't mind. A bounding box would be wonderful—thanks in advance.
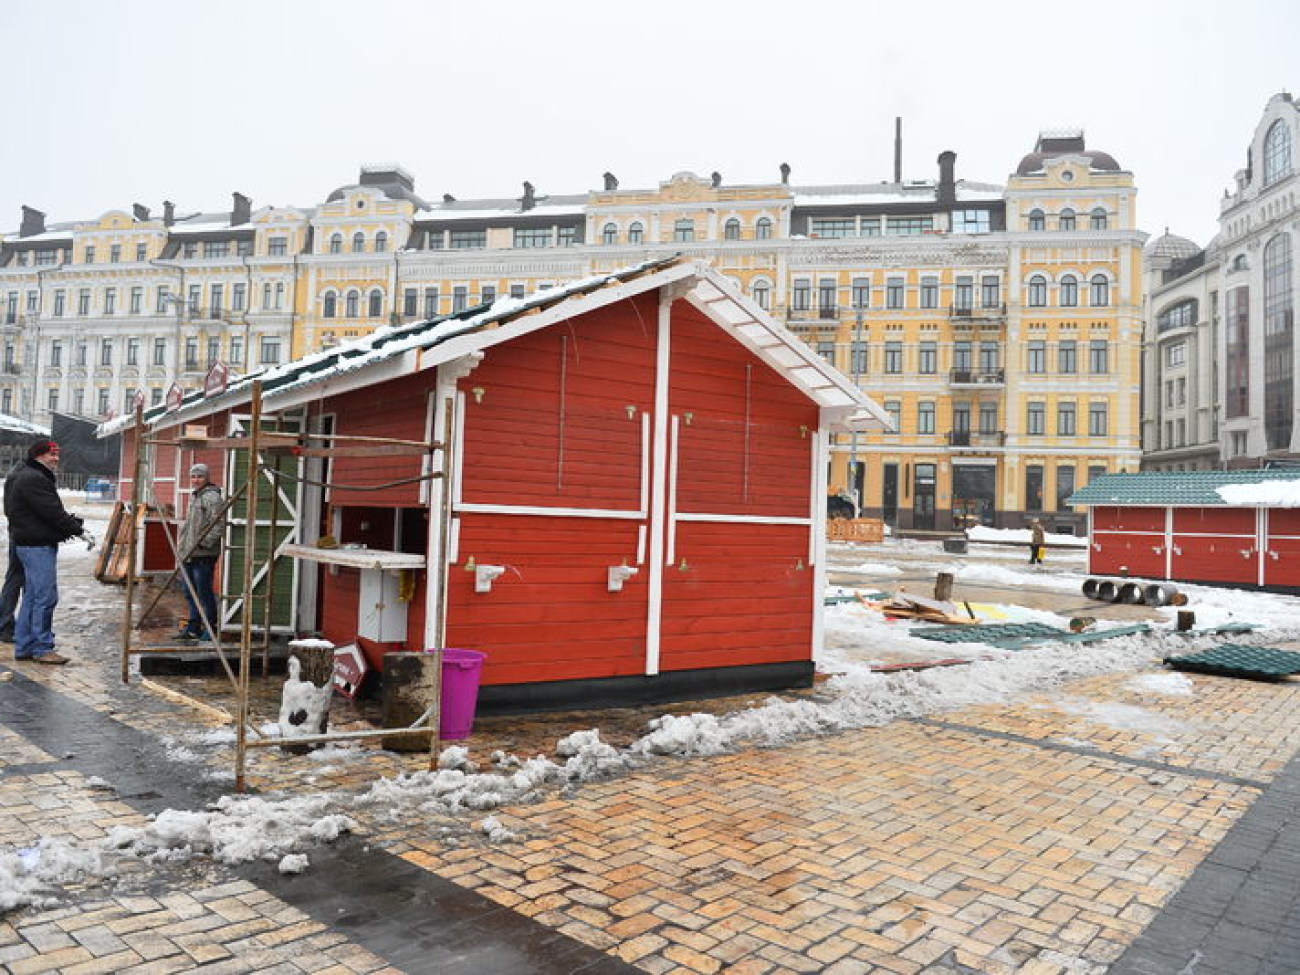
[1068,470,1300,507]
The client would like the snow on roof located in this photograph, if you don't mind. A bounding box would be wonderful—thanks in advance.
[419,201,586,222]
[0,412,50,436]
[100,257,887,437]
[794,180,1004,209]
[3,228,73,244]
[1217,479,1300,506]
[168,219,238,234]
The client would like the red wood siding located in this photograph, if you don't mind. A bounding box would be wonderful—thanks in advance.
[320,567,361,644]
[1172,507,1256,534]
[1172,536,1257,585]
[457,296,658,510]
[1089,532,1165,577]
[1092,506,1165,532]
[669,303,817,517]
[1269,509,1300,536]
[324,373,432,507]
[444,514,647,685]
[660,521,813,671]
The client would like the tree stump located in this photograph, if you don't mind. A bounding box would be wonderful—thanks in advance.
[934,572,954,603]
[381,652,439,752]
[280,639,335,754]
[1176,610,1196,632]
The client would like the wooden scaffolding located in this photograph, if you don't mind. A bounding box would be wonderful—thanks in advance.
[115,381,452,791]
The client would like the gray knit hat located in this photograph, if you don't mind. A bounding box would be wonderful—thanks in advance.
[189,463,209,477]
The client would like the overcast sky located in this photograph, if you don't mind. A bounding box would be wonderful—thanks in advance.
[2,0,1294,249]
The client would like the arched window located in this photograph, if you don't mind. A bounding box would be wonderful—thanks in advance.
[755,217,772,240]
[1028,275,1047,307]
[328,233,342,254]
[724,218,741,241]
[1090,207,1108,230]
[351,232,365,253]
[323,292,337,318]
[751,280,771,310]
[1090,274,1110,307]
[345,290,359,317]
[368,289,383,317]
[374,231,388,253]
[1059,275,1078,307]
[627,222,643,244]
[602,223,618,245]
[1028,209,1045,231]
[1264,120,1293,186]
[1059,209,1076,231]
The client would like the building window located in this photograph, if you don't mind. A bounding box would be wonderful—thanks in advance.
[602,223,618,245]
[816,341,835,366]
[1059,275,1078,307]
[104,288,117,315]
[100,339,112,366]
[752,281,770,310]
[886,277,904,309]
[129,286,143,314]
[328,233,342,254]
[627,222,644,244]
[1089,339,1110,374]
[1263,233,1294,450]
[1089,403,1108,437]
[403,288,418,318]
[1057,402,1076,436]
[1027,403,1045,435]
[1089,275,1110,307]
[203,241,228,258]
[258,337,281,364]
[232,283,245,311]
[918,341,937,374]
[84,246,95,264]
[1058,340,1077,373]
[1264,120,1293,186]
[374,231,388,253]
[189,284,202,314]
[920,277,938,309]
[453,286,468,312]
[368,289,383,317]
[884,341,902,374]
[1028,340,1046,373]
[209,284,223,316]
[755,217,772,240]
[1090,208,1108,230]
[50,341,62,367]
[514,227,552,248]
[345,291,359,317]
[1059,209,1076,231]
[445,229,482,250]
[351,232,365,253]
[557,227,577,247]
[153,338,166,366]
[954,209,990,234]
[954,276,973,311]
[268,236,288,256]
[851,278,870,309]
[237,239,253,257]
[97,389,109,415]
[184,337,198,369]
[724,218,741,240]
[884,400,901,432]
[1028,275,1047,307]
[810,218,853,239]
[673,219,695,243]
[1166,342,1185,367]
[230,336,244,367]
[1028,209,1045,231]
[817,278,837,314]
[323,292,337,318]
[850,339,867,376]
[1157,300,1196,332]
[791,280,810,311]
[917,402,935,434]
[53,290,65,317]
[36,249,57,266]
[126,338,139,366]
[78,289,90,316]
[135,243,147,261]
[110,244,121,263]
[424,288,439,318]
[979,341,999,373]
[1056,466,1076,510]
[953,340,972,371]
[979,404,998,433]
[207,337,219,367]
[886,216,932,235]
[481,285,496,306]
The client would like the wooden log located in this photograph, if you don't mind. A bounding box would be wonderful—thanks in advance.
[934,572,954,602]
[381,652,439,752]
[1176,610,1196,632]
[289,640,336,687]
[281,640,336,753]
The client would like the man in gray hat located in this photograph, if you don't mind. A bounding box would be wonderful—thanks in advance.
[176,462,224,641]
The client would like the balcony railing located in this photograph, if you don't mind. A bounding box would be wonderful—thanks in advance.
[949,368,1005,385]
[786,306,841,322]
[949,303,1007,320]
[947,430,1007,448]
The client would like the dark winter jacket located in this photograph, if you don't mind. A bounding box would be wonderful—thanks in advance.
[3,459,84,546]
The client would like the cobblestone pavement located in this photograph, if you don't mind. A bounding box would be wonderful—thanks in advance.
[2,538,1299,973]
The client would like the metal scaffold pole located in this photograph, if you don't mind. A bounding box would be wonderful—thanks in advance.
[119,402,145,684]
[234,380,262,793]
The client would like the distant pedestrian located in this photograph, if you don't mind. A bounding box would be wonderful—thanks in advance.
[1028,518,1046,565]
[4,440,86,664]
[176,463,224,641]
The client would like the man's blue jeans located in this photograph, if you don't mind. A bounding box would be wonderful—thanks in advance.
[15,544,58,659]
[182,557,219,638]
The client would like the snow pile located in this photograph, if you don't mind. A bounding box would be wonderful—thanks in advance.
[0,839,115,911]
[968,525,1088,547]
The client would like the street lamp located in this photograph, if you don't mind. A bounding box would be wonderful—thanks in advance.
[849,310,863,516]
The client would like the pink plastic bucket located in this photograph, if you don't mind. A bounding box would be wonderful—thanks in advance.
[433,648,487,740]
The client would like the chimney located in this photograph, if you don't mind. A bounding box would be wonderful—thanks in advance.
[779,162,790,184]
[443,193,456,203]
[132,203,150,222]
[163,201,175,227]
[894,117,902,184]
[232,192,252,225]
[937,151,956,204]
[711,171,722,188]
[603,171,618,191]
[521,181,536,211]
[19,206,45,238]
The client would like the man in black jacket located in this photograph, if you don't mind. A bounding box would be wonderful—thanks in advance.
[3,440,84,664]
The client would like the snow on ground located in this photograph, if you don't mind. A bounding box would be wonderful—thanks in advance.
[4,520,1299,910]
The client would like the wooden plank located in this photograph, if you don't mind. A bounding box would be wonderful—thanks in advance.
[291,443,435,458]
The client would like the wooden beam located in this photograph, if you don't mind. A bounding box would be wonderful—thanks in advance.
[289,443,434,458]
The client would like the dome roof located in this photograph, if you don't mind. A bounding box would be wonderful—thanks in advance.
[1015,149,1122,176]
[1145,231,1201,262]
